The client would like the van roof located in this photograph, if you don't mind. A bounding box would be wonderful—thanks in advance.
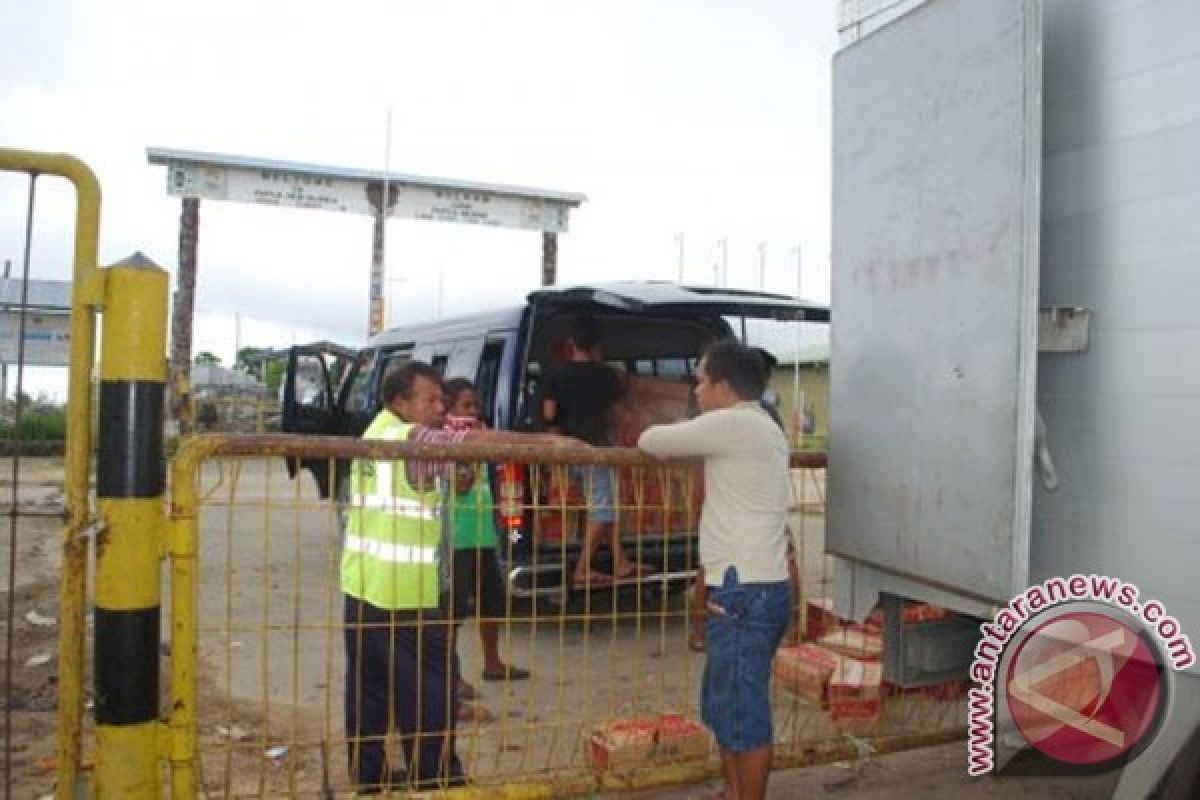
[368,281,829,347]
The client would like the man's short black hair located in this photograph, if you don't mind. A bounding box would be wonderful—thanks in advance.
[442,377,475,403]
[380,360,441,405]
[571,314,603,352]
[703,339,768,400]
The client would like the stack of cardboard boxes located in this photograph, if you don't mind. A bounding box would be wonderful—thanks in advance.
[585,712,710,772]
[773,598,962,730]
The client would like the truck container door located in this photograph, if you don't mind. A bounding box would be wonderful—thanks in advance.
[829,0,1043,609]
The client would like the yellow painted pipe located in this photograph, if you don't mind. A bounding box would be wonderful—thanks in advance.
[0,148,103,800]
[94,260,168,800]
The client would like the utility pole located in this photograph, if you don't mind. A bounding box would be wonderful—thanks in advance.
[233,312,241,369]
[758,241,767,290]
[1,259,9,402]
[369,110,394,339]
[675,232,685,283]
[791,243,803,298]
[719,237,728,287]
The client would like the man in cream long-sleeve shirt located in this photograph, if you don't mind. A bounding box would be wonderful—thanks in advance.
[638,339,792,800]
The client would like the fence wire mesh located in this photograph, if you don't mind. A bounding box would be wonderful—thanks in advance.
[172,440,965,798]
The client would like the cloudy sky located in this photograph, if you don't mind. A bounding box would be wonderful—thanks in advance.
[1,0,838,389]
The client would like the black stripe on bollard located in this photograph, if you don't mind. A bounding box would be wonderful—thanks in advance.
[97,381,165,498]
[94,607,160,725]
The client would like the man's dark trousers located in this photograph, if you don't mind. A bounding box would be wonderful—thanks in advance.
[344,594,464,789]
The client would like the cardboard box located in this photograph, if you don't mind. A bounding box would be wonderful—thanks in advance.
[829,656,883,701]
[586,713,710,771]
[805,599,883,643]
[830,697,884,731]
[585,717,658,772]
[903,602,951,624]
[654,714,710,762]
[774,643,841,705]
[829,656,884,731]
[819,627,884,660]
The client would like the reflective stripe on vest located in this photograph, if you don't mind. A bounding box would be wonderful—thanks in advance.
[340,412,442,610]
[343,534,438,564]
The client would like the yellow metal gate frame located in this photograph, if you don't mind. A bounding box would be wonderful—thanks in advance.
[0,148,106,800]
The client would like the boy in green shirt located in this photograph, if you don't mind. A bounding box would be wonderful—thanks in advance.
[444,378,530,691]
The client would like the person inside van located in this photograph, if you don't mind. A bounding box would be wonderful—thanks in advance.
[442,378,532,691]
[541,314,644,588]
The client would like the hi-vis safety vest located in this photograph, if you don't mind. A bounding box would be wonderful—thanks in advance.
[340,411,442,610]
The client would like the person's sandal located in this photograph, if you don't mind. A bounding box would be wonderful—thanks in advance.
[688,632,706,653]
[482,665,530,682]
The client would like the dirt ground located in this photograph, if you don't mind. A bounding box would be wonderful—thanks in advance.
[0,457,73,799]
[0,459,1125,798]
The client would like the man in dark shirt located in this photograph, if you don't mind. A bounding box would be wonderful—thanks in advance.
[541,314,640,587]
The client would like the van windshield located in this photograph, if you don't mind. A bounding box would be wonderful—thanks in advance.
[726,316,829,365]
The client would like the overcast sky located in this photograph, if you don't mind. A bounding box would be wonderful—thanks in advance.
[1,0,837,390]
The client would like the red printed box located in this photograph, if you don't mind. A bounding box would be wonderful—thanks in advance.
[585,717,658,772]
[774,643,841,706]
[830,697,884,731]
[819,627,884,661]
[829,656,883,701]
[655,713,710,762]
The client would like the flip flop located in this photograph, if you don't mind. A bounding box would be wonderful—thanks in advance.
[482,665,531,682]
[456,702,497,724]
[688,633,707,653]
[613,563,651,581]
[572,572,614,590]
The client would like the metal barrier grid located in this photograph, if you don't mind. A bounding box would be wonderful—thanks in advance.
[0,149,106,800]
[169,436,965,798]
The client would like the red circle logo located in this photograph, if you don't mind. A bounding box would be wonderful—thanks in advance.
[1005,611,1165,766]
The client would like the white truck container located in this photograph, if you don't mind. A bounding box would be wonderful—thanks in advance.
[828,0,1199,794]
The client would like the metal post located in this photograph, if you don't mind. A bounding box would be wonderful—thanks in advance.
[95,253,168,799]
[675,233,685,283]
[719,237,728,287]
[542,231,558,286]
[368,183,387,337]
[1,259,9,403]
[171,198,199,434]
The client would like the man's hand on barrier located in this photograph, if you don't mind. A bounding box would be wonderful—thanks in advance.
[542,433,589,450]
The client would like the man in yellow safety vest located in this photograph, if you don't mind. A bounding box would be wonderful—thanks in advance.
[343,360,580,793]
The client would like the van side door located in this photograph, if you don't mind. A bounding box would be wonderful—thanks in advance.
[281,344,355,495]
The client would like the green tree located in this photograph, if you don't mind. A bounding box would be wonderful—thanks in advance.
[236,346,270,373]
[263,359,286,391]
[194,351,221,366]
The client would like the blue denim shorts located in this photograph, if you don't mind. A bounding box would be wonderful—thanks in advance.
[570,464,615,524]
[701,567,792,752]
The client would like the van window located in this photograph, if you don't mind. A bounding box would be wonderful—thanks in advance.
[342,351,379,413]
[656,357,692,380]
[475,339,506,426]
[377,347,414,387]
[445,338,485,381]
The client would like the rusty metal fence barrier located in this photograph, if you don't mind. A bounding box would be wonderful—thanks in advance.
[161,435,965,798]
